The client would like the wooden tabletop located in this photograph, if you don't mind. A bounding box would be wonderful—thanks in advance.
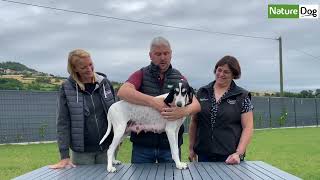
[13,161,301,180]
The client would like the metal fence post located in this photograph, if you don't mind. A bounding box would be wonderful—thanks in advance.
[315,98,319,127]
[293,97,297,127]
[268,97,272,128]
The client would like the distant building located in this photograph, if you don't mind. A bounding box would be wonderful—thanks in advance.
[251,91,276,97]
[4,69,17,74]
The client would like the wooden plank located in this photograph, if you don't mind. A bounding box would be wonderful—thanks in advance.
[62,165,94,180]
[138,163,152,180]
[188,162,202,180]
[46,170,77,180]
[209,163,232,180]
[93,164,124,179]
[245,162,286,180]
[66,164,105,180]
[84,164,109,180]
[48,165,92,180]
[225,164,254,180]
[155,163,165,180]
[232,164,264,180]
[181,168,192,180]
[147,164,158,179]
[173,166,183,180]
[194,163,212,180]
[164,163,174,180]
[202,162,223,179]
[120,164,137,180]
[253,161,302,180]
[239,162,273,180]
[216,163,244,180]
[105,164,131,179]
[13,166,50,180]
[129,164,145,180]
[36,167,73,179]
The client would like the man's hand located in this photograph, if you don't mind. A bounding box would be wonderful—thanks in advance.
[188,149,198,162]
[161,106,188,120]
[225,153,240,165]
[151,97,168,112]
[49,158,76,169]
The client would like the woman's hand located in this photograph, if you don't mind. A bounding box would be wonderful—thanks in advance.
[225,153,240,165]
[49,158,76,169]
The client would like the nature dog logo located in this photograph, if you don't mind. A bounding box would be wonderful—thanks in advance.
[300,5,319,18]
[227,99,236,105]
[268,4,319,19]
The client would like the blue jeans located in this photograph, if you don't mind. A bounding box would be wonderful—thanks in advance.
[131,144,180,163]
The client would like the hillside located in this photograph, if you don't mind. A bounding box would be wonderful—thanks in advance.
[0,61,122,91]
[0,61,65,91]
[0,61,37,73]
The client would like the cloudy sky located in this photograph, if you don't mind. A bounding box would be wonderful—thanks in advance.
[1,0,319,92]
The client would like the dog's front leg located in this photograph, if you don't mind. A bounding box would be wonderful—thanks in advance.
[165,123,188,170]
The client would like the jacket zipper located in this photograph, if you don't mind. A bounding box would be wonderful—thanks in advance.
[89,93,103,151]
[159,74,166,94]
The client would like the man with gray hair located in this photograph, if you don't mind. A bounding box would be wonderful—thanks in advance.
[117,36,200,163]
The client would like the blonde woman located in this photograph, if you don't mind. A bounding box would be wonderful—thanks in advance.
[49,49,116,169]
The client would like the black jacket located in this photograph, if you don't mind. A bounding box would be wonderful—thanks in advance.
[57,72,115,159]
[130,63,185,149]
[194,80,250,156]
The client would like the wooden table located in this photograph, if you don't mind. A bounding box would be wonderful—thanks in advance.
[13,161,301,180]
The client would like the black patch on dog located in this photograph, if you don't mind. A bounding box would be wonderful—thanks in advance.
[164,81,194,107]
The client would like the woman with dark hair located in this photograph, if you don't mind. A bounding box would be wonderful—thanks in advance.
[189,55,254,164]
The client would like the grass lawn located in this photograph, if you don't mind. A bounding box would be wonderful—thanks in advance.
[0,127,319,180]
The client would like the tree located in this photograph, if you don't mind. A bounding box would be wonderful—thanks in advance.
[25,82,42,90]
[315,89,320,98]
[300,90,314,98]
[35,77,51,84]
[0,78,23,90]
[283,91,299,97]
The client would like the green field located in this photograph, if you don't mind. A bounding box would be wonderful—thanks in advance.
[0,127,319,180]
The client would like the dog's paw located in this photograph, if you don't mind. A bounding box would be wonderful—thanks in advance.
[112,160,121,165]
[176,162,188,170]
[107,166,117,173]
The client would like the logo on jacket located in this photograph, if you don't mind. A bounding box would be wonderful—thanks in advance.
[105,90,112,96]
[199,98,209,102]
[227,99,236,104]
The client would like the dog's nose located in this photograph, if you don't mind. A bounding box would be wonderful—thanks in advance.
[176,102,182,107]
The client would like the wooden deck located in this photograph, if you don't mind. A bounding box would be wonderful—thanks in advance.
[13,161,301,180]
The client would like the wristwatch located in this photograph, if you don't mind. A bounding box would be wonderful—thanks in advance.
[235,151,244,160]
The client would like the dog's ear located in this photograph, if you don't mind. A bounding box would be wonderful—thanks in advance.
[164,88,175,106]
[187,86,194,105]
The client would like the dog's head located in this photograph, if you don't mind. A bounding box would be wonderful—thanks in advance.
[164,80,194,107]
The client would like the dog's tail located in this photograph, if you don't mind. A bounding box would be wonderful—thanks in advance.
[99,110,112,145]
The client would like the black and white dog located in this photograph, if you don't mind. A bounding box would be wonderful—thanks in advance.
[100,81,194,172]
